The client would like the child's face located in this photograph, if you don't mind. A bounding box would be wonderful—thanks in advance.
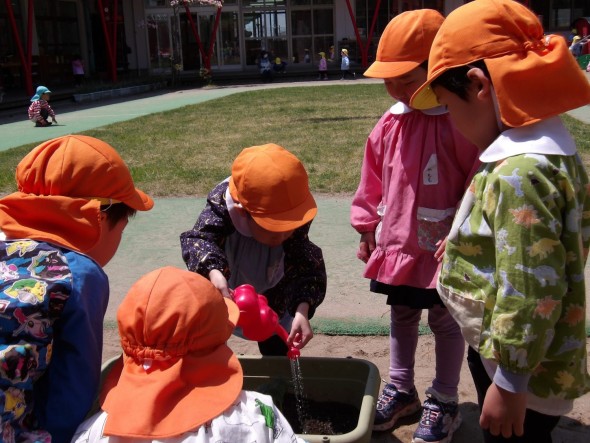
[247,217,295,247]
[384,66,428,106]
[41,93,50,101]
[432,67,501,150]
[88,214,129,266]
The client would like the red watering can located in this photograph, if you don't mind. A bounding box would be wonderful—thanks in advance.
[233,284,301,359]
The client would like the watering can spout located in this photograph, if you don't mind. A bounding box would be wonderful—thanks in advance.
[233,284,301,360]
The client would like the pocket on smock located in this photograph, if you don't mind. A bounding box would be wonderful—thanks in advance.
[416,207,455,251]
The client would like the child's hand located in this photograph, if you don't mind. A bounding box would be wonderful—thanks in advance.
[288,303,313,349]
[208,269,233,299]
[480,382,526,438]
[434,238,447,261]
[357,231,376,263]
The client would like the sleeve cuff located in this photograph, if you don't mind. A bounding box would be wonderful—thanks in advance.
[493,366,531,393]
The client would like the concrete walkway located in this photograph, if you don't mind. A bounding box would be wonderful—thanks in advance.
[0,78,381,151]
[2,73,590,151]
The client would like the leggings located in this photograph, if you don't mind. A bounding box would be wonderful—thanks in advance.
[389,303,464,398]
[467,347,560,443]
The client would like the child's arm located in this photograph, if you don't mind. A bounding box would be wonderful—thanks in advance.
[180,181,234,281]
[351,116,388,260]
[481,155,575,436]
[45,102,57,123]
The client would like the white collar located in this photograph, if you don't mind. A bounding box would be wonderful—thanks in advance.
[389,101,448,116]
[479,117,576,163]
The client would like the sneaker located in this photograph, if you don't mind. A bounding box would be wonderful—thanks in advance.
[412,396,462,443]
[373,383,421,431]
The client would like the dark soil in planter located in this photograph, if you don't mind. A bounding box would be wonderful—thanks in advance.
[281,393,360,435]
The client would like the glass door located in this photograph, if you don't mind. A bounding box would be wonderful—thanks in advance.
[146,13,172,71]
[243,9,287,66]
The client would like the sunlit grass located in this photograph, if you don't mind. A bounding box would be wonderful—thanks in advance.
[0,84,589,196]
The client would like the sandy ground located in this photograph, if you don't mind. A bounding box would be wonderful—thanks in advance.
[101,196,590,443]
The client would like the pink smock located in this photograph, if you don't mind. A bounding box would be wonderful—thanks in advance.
[350,102,480,289]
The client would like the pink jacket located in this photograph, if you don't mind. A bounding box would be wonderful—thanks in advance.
[350,103,480,288]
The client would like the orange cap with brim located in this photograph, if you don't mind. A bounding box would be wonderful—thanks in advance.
[229,144,317,232]
[410,0,590,127]
[101,266,242,438]
[0,135,153,252]
[364,9,443,79]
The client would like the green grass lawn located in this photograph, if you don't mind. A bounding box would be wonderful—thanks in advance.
[1,83,588,197]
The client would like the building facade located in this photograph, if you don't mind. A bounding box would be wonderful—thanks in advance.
[1,0,588,97]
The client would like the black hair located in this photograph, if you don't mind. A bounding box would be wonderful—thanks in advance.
[431,59,490,101]
[101,203,136,228]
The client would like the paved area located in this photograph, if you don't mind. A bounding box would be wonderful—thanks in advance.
[2,71,589,151]
[0,78,381,151]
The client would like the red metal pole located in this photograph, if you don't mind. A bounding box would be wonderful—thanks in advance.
[97,0,117,82]
[25,0,33,93]
[184,2,206,63]
[365,0,382,67]
[112,0,118,82]
[344,0,382,69]
[205,8,222,70]
[4,0,33,96]
[344,0,365,68]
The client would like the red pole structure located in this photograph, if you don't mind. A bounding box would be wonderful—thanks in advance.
[344,0,382,69]
[184,2,206,62]
[365,0,382,66]
[205,8,222,70]
[26,0,33,93]
[112,0,118,81]
[97,0,118,82]
[4,0,34,96]
[183,2,222,71]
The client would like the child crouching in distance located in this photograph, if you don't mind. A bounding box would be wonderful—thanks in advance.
[180,144,326,356]
[72,266,306,443]
[351,9,480,443]
[0,135,153,442]
[28,85,57,126]
[410,1,590,442]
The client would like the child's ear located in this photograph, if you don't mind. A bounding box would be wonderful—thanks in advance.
[467,67,492,101]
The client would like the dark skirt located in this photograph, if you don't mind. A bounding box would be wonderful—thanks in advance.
[370,280,445,309]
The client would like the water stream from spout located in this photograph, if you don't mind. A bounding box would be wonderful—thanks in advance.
[290,356,310,433]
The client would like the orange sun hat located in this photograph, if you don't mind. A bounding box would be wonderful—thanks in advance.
[229,143,317,232]
[410,0,590,127]
[0,135,153,252]
[101,266,242,438]
[364,9,444,79]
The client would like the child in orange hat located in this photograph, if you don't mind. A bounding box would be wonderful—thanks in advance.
[0,135,153,442]
[72,266,305,443]
[411,1,590,441]
[350,9,480,442]
[180,144,326,356]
